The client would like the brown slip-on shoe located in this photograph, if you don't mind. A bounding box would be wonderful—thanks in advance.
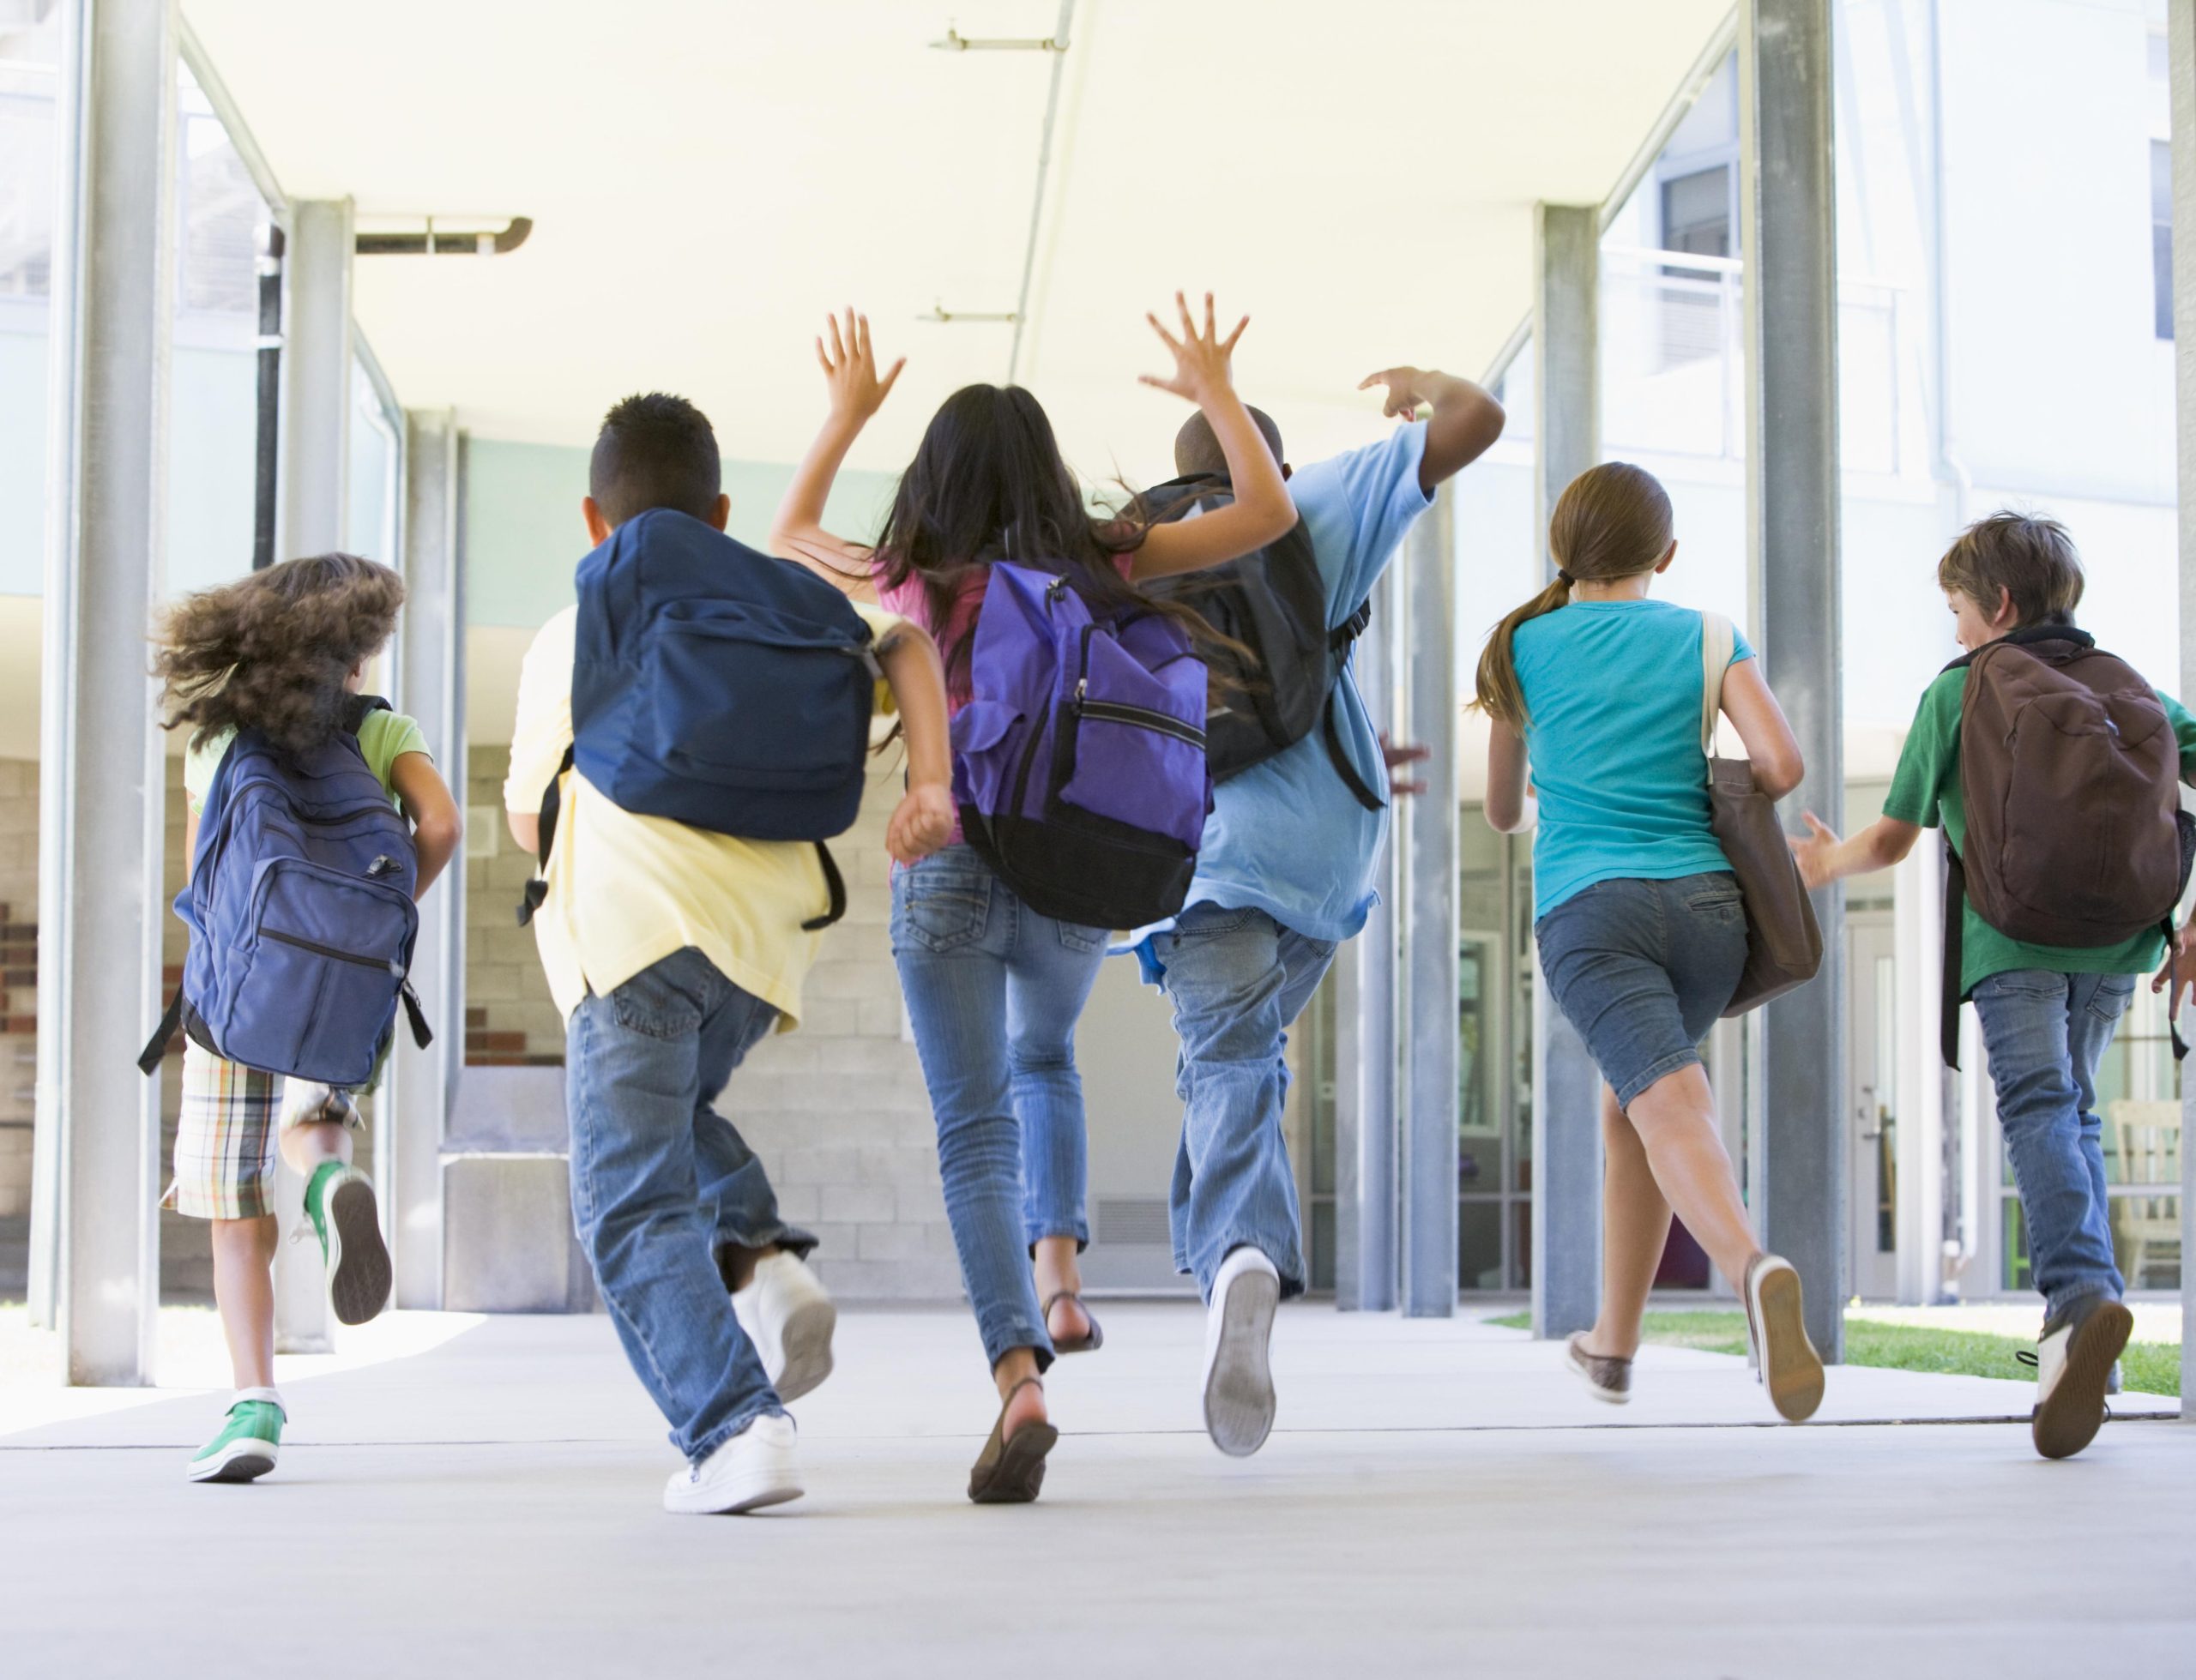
[967,1377,1059,1504]
[1743,1254,1825,1422]
[1566,1333,1632,1405]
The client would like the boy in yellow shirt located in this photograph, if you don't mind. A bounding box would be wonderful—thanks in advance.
[506,394,951,1513]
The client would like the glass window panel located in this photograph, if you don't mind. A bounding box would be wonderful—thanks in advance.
[2154,140,2174,341]
[2002,1198,2032,1295]
[2109,1191,2181,1292]
[1458,1198,1503,1293]
[1309,1200,1336,1295]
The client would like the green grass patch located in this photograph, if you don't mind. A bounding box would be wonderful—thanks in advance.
[1483,1307,2181,1397]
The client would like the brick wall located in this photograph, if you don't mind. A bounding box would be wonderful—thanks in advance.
[464,745,566,1066]
[0,759,38,1222]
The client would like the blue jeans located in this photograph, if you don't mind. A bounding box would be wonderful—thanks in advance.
[890,846,1106,1370]
[1149,903,1338,1302]
[1970,968,2133,1322]
[566,947,808,1464]
[1534,873,1747,1109]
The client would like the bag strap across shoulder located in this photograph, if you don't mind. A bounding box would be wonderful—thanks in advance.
[1699,611,1735,766]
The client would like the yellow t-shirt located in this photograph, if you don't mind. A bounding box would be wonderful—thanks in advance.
[503,601,907,1030]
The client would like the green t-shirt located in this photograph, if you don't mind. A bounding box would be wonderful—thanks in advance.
[1883,665,2196,995]
[184,708,432,816]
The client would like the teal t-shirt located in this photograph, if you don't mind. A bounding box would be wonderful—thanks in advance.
[1515,599,1752,919]
[1881,664,2196,994]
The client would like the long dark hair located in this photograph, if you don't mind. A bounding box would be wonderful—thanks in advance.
[154,552,405,755]
[872,383,1236,695]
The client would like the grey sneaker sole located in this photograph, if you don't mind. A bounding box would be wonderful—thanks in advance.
[187,1438,277,1484]
[326,1177,393,1328]
[2034,1300,2132,1461]
[772,1298,837,1405]
[1204,1268,1280,1457]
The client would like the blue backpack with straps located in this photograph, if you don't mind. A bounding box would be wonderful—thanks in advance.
[517,509,878,930]
[140,696,431,1087]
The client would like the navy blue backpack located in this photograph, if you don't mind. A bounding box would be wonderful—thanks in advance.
[518,509,878,930]
[140,696,431,1087]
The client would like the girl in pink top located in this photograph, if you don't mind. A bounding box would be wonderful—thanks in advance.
[771,296,1294,1502]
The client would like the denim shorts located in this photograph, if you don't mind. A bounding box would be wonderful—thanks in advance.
[1534,872,1747,1109]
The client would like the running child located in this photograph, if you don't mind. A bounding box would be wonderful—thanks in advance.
[1480,461,1825,1423]
[154,553,462,1482]
[770,294,1294,1501]
[1791,511,2196,1458]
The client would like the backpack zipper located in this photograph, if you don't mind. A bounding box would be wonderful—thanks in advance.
[1074,696,1206,749]
[264,927,405,978]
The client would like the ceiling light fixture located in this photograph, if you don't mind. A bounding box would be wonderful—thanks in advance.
[929,27,1065,51]
[354,216,534,257]
[918,304,1019,325]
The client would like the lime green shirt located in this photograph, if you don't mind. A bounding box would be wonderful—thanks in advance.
[1882,666,2196,995]
[184,708,431,816]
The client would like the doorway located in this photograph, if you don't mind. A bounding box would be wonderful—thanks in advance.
[1847,912,1899,1299]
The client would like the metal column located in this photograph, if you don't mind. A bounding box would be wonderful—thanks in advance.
[1399,492,1459,1315]
[268,197,354,1353]
[35,0,178,1382]
[389,410,464,1310]
[1529,202,1604,1339]
[1337,565,1400,1311]
[1741,0,1846,1359]
[2169,0,2196,1415]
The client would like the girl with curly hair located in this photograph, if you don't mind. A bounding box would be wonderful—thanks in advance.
[154,552,462,1484]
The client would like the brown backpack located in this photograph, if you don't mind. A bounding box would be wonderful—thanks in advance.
[1940,626,2192,1065]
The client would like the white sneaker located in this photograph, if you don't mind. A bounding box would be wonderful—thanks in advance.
[662,1413,804,1515]
[732,1251,837,1404]
[1742,1253,1825,1423]
[2029,1295,2133,1460]
[1202,1246,1281,1457]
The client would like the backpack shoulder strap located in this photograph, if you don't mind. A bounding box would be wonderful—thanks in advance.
[1699,611,1735,763]
[517,744,576,927]
[344,693,393,734]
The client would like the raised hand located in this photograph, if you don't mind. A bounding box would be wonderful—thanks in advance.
[1138,291,1249,408]
[1358,366,1435,421]
[816,307,905,424]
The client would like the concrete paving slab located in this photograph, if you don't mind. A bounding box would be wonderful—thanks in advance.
[3,1306,2189,1677]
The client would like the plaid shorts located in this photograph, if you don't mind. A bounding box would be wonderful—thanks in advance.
[163,1042,362,1221]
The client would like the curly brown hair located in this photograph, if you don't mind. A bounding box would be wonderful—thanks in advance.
[154,553,406,755]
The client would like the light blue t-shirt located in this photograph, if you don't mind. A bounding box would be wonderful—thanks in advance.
[1172,421,1436,943]
[1514,598,1752,920]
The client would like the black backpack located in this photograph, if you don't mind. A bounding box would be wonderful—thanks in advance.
[1142,473,1384,810]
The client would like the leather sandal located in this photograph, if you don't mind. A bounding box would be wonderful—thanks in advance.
[967,1376,1058,1504]
[1043,1291,1105,1354]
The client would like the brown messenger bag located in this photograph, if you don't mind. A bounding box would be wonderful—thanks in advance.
[1700,612,1824,1016]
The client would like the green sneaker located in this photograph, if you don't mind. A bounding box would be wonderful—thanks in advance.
[303,1162,393,1327]
[187,1396,283,1484]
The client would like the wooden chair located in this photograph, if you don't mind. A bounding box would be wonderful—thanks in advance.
[2107,1100,2181,1290]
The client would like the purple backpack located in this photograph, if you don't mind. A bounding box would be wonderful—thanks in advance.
[952,563,1211,930]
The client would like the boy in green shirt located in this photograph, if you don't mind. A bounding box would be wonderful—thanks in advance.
[1792,513,2196,1461]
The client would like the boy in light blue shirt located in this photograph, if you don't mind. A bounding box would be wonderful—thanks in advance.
[1143,366,1504,1456]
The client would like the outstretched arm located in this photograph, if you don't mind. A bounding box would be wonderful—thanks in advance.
[1129,292,1298,582]
[1789,812,1920,889]
[1358,367,1505,491]
[769,308,902,602]
[875,622,956,865]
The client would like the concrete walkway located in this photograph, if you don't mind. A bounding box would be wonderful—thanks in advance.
[3,1304,2191,1677]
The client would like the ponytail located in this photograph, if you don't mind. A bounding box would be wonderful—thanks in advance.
[1472,574,1572,729]
[1473,461,1675,729]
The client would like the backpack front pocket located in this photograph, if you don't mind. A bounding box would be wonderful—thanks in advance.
[648,613,868,792]
[1055,634,1210,849]
[216,858,416,1085]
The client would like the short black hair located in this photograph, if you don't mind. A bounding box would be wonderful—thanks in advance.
[1173,406,1284,479]
[589,392,722,527]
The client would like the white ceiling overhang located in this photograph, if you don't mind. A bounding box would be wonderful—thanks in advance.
[183,0,1731,485]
